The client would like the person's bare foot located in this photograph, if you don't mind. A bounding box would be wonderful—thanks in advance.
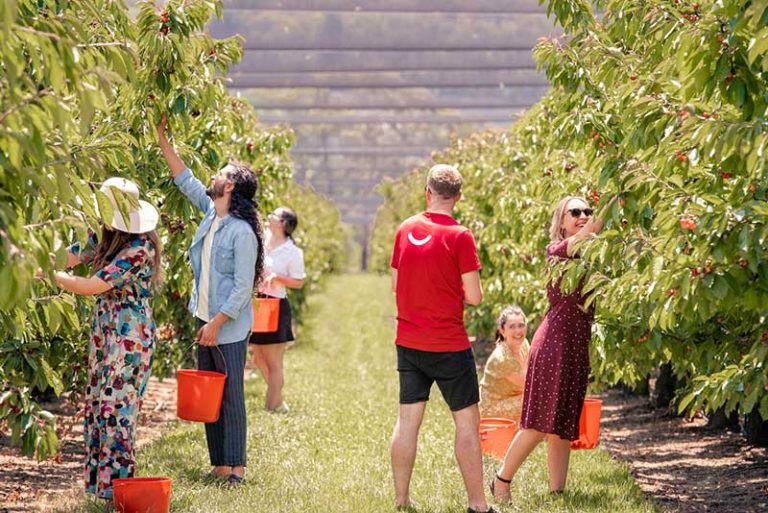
[211,465,232,478]
[395,499,418,511]
[490,473,512,502]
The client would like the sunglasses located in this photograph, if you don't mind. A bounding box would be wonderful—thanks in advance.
[567,208,593,218]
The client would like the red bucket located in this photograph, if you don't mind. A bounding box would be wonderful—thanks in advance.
[252,297,280,332]
[479,418,518,460]
[113,477,171,513]
[176,369,226,422]
[570,398,603,450]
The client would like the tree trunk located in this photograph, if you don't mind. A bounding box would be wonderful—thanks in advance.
[706,407,741,432]
[745,404,768,446]
[651,363,677,409]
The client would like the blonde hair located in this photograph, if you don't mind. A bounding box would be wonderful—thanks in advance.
[495,305,527,343]
[549,196,589,242]
[426,164,462,200]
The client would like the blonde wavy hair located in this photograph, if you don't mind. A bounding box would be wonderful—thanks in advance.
[549,196,589,242]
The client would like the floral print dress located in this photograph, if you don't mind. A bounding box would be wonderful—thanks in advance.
[71,232,157,499]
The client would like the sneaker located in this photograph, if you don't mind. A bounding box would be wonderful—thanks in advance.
[269,402,289,414]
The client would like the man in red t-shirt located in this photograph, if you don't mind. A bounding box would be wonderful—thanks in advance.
[390,165,495,513]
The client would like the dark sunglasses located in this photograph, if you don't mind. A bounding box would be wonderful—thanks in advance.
[567,208,593,218]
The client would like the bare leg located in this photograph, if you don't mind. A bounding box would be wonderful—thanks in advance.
[546,435,571,492]
[451,404,489,512]
[261,343,288,410]
[391,402,426,508]
[492,428,546,502]
[251,345,269,382]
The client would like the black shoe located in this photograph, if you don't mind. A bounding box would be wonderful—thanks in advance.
[467,507,498,513]
[226,473,245,486]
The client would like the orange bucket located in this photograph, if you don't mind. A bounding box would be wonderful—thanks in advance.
[479,418,518,460]
[252,297,280,332]
[176,369,226,422]
[112,477,171,513]
[570,398,603,450]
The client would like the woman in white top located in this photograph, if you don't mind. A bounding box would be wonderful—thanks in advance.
[250,207,306,412]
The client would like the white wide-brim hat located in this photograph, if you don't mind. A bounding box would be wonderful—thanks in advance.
[99,177,159,234]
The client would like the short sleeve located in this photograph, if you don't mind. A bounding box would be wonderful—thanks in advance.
[68,231,98,265]
[456,230,481,274]
[287,247,306,280]
[94,239,151,290]
[547,239,571,260]
[390,229,402,270]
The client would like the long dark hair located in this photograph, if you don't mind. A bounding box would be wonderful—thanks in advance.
[227,162,265,287]
[93,227,163,287]
[276,207,298,241]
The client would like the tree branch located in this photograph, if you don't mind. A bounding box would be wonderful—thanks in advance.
[0,88,53,125]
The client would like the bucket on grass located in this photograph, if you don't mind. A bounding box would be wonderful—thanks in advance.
[479,418,518,460]
[252,297,280,332]
[176,369,226,422]
[113,477,171,513]
[570,398,603,450]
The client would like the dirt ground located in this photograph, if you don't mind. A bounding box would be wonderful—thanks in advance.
[1,379,767,512]
[0,377,178,513]
[598,389,768,513]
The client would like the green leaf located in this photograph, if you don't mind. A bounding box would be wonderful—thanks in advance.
[40,360,64,396]
[747,27,768,66]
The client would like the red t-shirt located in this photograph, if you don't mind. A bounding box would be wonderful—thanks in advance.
[390,212,482,352]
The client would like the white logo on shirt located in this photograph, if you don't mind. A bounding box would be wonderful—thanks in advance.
[408,233,432,246]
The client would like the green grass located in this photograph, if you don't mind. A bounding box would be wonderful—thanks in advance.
[69,274,658,512]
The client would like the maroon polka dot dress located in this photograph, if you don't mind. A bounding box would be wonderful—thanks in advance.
[519,238,594,441]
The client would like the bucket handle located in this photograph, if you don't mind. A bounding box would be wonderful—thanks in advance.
[188,336,228,378]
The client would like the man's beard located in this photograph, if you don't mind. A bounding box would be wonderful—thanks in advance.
[206,182,226,199]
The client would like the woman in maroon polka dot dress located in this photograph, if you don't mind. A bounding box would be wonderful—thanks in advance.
[491,196,602,502]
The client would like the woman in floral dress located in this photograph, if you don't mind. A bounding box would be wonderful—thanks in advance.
[52,178,161,500]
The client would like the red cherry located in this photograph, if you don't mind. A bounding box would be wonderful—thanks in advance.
[691,267,701,277]
[719,170,733,180]
[740,259,748,268]
[680,218,697,230]
[630,73,638,81]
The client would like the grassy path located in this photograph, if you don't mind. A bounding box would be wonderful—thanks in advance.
[74,274,657,512]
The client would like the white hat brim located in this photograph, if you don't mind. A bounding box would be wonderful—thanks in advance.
[108,199,160,234]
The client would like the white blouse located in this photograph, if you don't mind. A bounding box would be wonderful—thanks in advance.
[260,233,306,299]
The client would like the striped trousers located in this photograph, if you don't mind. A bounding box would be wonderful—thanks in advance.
[197,331,248,467]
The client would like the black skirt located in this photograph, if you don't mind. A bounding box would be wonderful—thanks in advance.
[249,297,294,344]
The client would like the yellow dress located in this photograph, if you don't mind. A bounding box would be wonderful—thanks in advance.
[479,340,530,421]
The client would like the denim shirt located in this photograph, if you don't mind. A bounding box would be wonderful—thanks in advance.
[174,168,258,345]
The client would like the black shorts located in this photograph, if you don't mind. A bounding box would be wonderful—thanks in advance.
[396,345,479,411]
[249,297,294,345]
